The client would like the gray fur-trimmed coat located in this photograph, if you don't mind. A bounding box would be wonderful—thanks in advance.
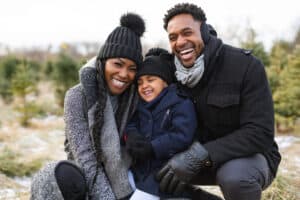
[31,57,138,200]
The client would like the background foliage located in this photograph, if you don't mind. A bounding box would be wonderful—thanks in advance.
[0,28,299,130]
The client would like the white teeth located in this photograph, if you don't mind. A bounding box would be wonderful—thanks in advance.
[144,90,152,96]
[180,48,193,55]
[112,79,126,87]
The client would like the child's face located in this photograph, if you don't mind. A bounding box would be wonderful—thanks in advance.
[137,75,168,102]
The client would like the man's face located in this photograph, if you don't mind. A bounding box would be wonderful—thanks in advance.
[167,14,204,68]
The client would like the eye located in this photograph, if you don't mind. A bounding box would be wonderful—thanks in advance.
[183,30,192,36]
[169,34,177,42]
[137,80,142,85]
[129,66,137,72]
[114,62,122,67]
[148,78,156,82]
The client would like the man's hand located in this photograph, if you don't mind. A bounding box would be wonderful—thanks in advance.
[155,142,212,194]
[125,131,154,159]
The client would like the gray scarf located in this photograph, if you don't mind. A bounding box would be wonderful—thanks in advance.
[174,54,205,88]
[100,94,133,199]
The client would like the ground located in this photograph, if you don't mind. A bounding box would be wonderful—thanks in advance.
[0,111,299,199]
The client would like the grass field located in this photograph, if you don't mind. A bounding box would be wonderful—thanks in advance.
[0,83,299,199]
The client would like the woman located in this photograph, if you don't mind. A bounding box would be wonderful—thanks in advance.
[31,13,145,200]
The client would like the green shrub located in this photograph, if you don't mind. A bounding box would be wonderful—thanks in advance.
[11,63,38,126]
[0,56,20,103]
[52,53,80,107]
[0,147,45,177]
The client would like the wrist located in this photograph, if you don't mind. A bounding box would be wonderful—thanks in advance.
[203,156,212,168]
[191,142,212,168]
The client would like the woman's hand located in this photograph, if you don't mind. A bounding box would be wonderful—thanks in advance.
[125,131,154,159]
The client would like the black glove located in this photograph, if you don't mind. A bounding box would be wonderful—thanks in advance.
[155,142,212,194]
[125,131,154,159]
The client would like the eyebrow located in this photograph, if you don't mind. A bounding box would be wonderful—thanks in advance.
[117,58,125,64]
[118,58,137,68]
[169,27,192,36]
[181,27,193,32]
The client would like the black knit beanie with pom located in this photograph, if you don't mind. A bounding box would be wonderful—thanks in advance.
[98,13,145,66]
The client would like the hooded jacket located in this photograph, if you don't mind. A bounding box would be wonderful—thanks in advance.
[177,23,281,176]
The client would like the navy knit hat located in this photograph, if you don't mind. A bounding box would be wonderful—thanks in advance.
[137,48,174,84]
[98,13,145,66]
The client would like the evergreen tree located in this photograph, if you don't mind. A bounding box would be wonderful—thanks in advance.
[266,65,281,94]
[267,40,291,94]
[52,52,79,106]
[0,56,20,103]
[11,62,37,126]
[273,46,300,131]
[240,28,270,67]
[270,40,292,69]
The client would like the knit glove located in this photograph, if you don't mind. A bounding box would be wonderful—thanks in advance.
[125,131,154,160]
[155,141,212,194]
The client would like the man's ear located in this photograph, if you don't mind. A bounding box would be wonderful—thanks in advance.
[200,22,217,44]
[200,22,209,44]
[207,24,217,36]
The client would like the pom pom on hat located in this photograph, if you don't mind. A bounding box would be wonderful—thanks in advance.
[98,12,146,66]
[120,13,145,37]
[145,47,169,57]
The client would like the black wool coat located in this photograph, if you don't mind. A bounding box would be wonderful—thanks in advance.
[177,23,281,177]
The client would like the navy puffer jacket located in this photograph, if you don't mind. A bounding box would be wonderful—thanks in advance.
[126,84,197,197]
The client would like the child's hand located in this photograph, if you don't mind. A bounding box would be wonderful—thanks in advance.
[125,132,154,159]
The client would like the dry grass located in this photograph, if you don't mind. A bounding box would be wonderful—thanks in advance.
[0,82,299,199]
[202,174,299,200]
[262,174,298,200]
[29,115,64,130]
[0,147,45,177]
[0,106,65,179]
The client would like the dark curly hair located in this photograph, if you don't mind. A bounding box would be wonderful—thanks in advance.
[163,3,206,30]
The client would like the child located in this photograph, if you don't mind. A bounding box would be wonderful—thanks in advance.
[124,48,197,199]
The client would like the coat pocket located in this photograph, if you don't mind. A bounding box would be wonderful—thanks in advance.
[207,86,240,128]
[207,93,240,108]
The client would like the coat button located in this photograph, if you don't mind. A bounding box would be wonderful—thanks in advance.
[204,160,212,167]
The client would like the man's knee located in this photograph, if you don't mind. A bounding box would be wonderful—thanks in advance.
[55,161,87,200]
[215,154,272,200]
[217,172,261,199]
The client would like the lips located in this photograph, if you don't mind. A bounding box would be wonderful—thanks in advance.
[112,78,127,89]
[179,48,194,61]
[142,89,153,97]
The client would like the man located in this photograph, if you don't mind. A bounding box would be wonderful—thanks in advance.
[156,3,281,200]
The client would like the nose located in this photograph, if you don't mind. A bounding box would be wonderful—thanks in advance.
[140,82,148,89]
[118,67,128,79]
[176,35,186,48]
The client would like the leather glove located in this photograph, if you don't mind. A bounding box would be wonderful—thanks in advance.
[155,141,212,194]
[125,131,154,159]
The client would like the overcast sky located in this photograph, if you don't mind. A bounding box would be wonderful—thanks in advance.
[1,0,299,50]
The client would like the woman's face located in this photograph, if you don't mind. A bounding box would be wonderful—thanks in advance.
[104,58,137,95]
